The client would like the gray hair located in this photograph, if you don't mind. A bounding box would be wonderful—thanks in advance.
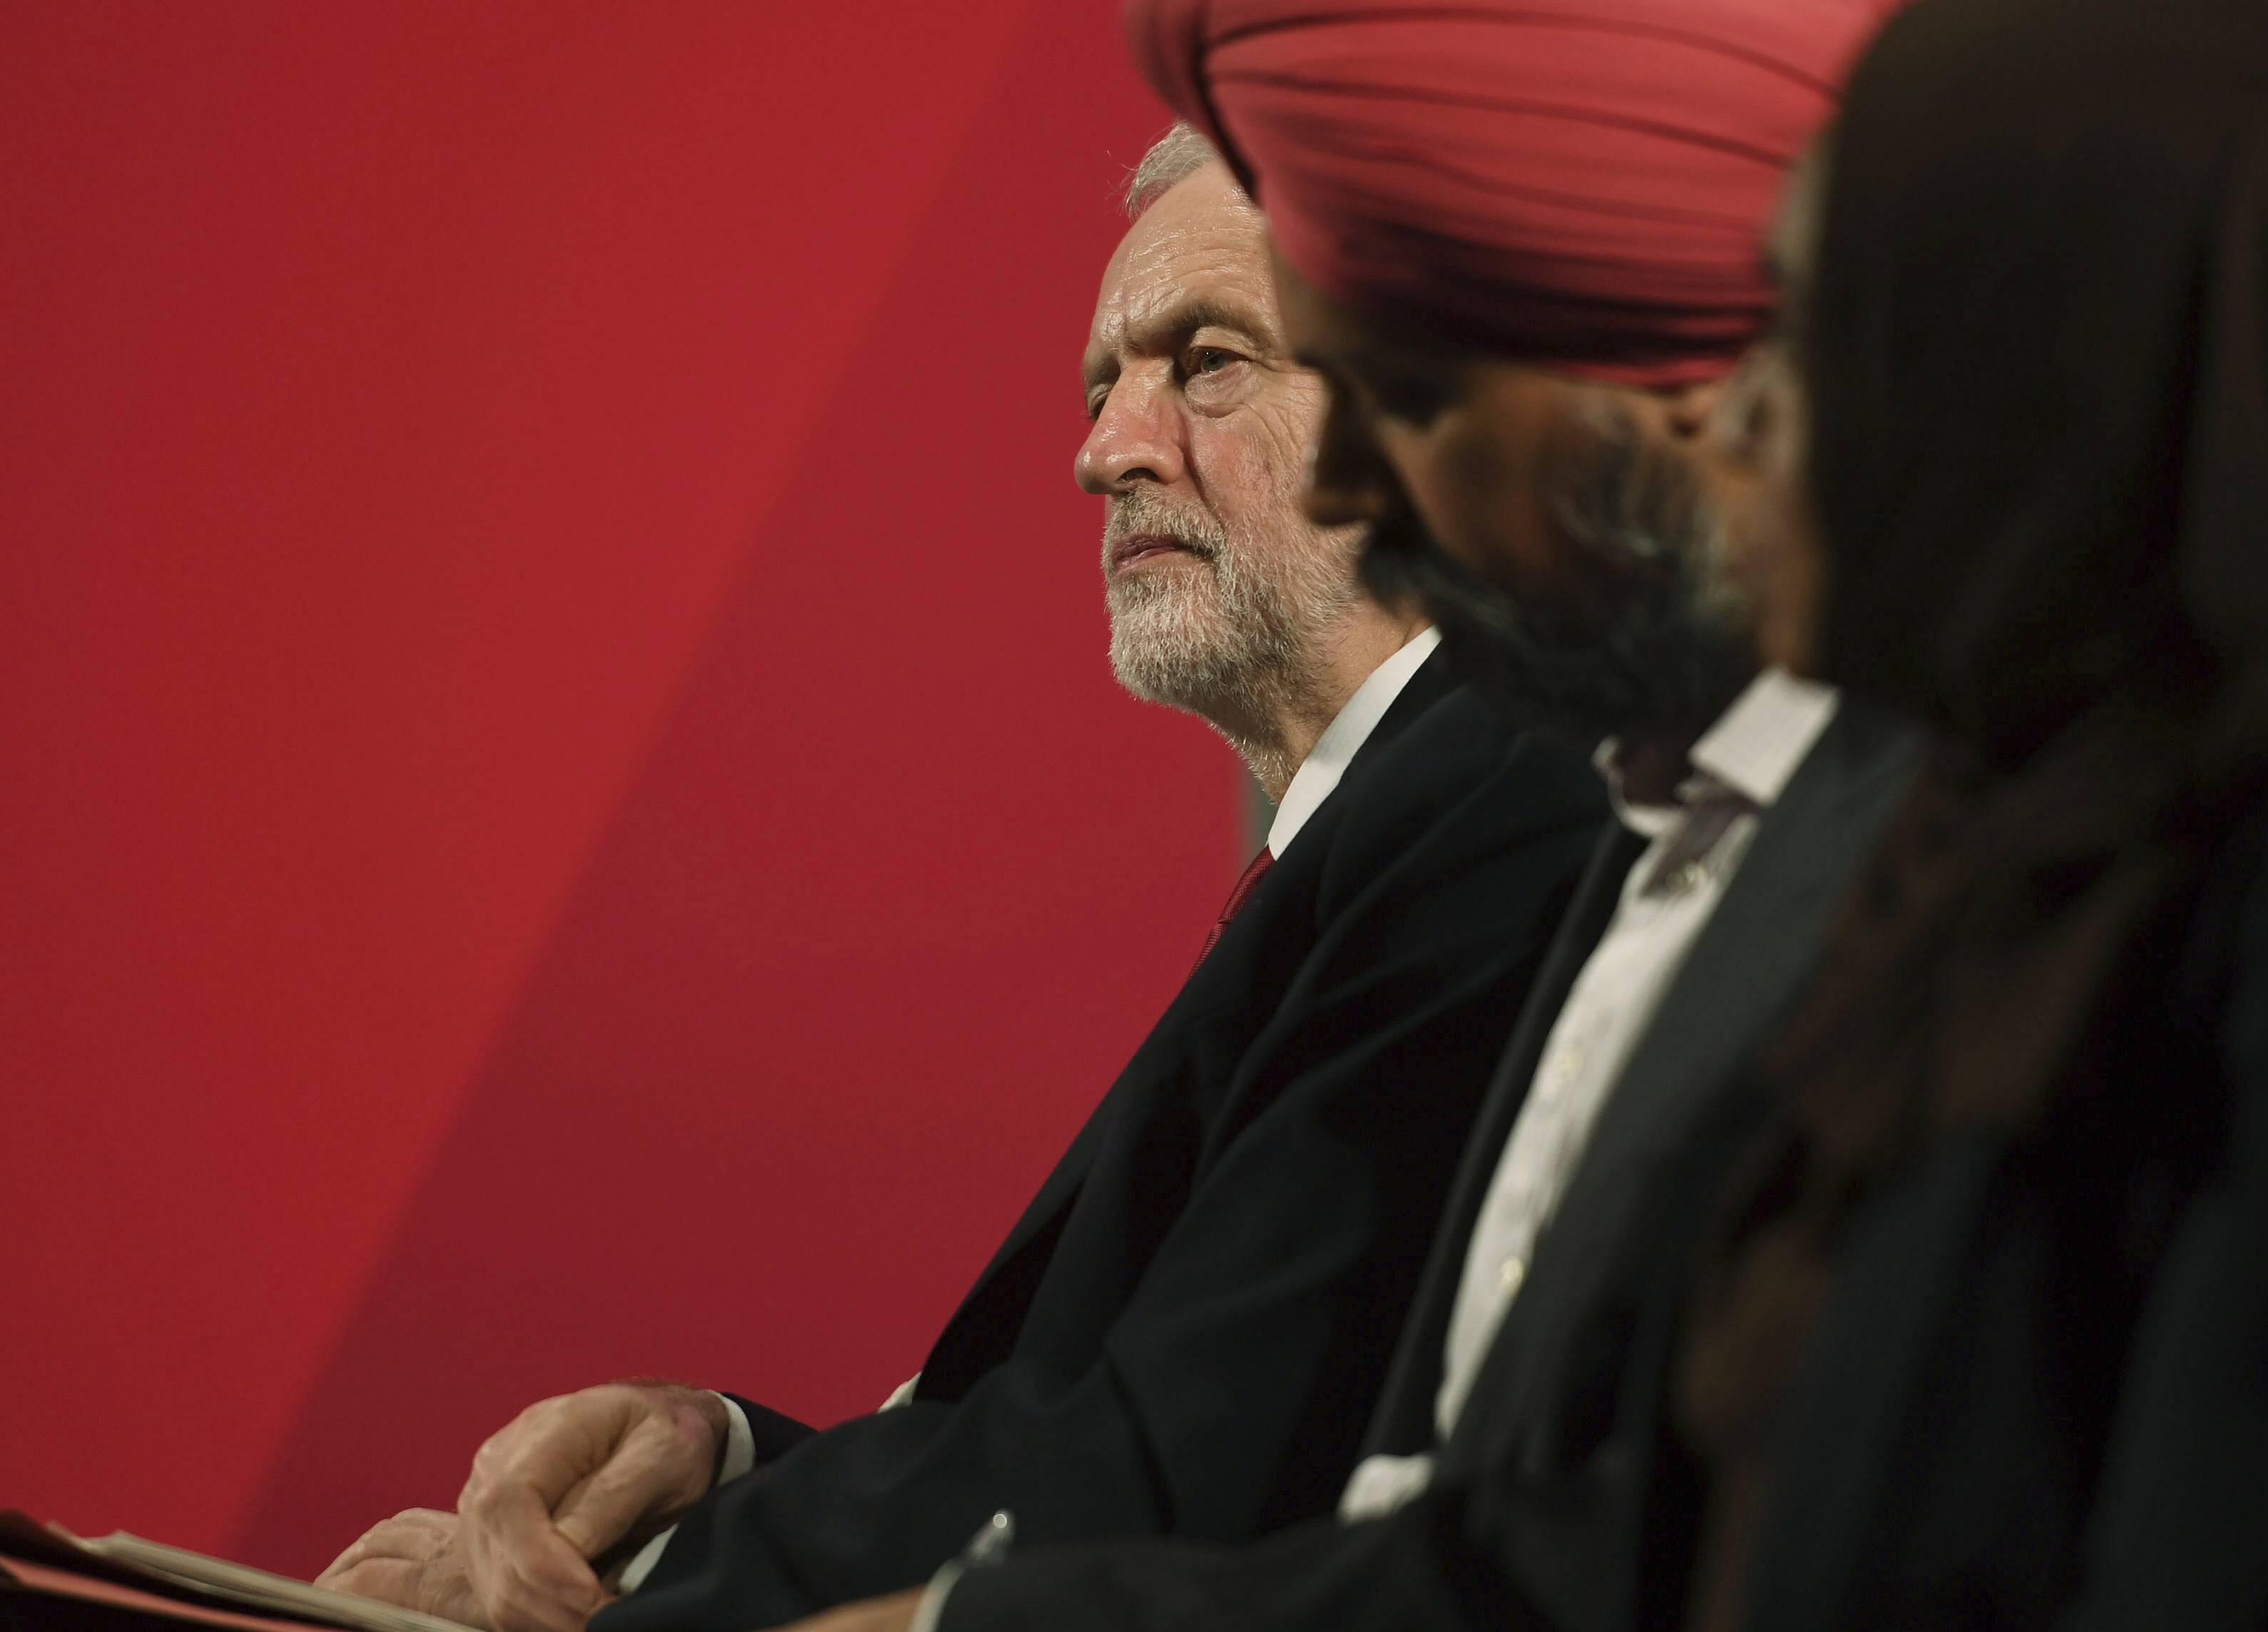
[1123,121,1226,218]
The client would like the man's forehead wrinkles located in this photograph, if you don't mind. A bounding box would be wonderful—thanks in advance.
[1088,293,1277,377]
[1086,206,1282,377]
[1119,277,1275,350]
[1121,233,1263,293]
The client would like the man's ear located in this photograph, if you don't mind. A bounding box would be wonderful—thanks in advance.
[1303,380,1404,528]
[1662,375,1730,440]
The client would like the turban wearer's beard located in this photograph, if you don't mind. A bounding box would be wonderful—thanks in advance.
[1361,406,1754,750]
[1103,486,1362,775]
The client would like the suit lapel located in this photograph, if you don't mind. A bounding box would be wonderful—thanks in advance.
[967,647,1457,1295]
[1345,647,1457,781]
[1360,816,1648,1458]
[1447,703,1923,1474]
[923,645,1462,1390]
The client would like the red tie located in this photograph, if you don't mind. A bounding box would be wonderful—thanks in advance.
[1193,848,1274,973]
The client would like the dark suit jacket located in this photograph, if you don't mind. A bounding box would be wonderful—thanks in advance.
[936,699,1925,1632]
[1740,794,2268,1632]
[594,652,1608,1632]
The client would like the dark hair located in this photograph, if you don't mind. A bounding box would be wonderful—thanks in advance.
[1788,0,2268,1151]
[1676,1,2268,1621]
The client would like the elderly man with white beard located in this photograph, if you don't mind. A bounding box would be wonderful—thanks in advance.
[1088,126,1415,801]
[318,126,1608,1632]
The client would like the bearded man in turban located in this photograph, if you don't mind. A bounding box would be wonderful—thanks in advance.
[782,2,1912,1631]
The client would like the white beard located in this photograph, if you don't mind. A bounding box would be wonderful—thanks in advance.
[1102,490,1362,756]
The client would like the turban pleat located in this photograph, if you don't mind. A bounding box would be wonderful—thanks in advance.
[1125,0,1900,385]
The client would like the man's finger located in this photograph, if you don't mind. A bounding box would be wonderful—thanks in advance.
[549,1415,715,1558]
[320,1558,428,1606]
[323,1560,493,1631]
[319,1509,460,1588]
[316,1512,495,1631]
[481,1564,604,1632]
[485,1392,647,1504]
[465,1519,604,1632]
[460,1396,633,1632]
[455,1384,722,1632]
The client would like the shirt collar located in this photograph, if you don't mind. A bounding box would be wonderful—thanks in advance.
[1689,667,1839,807]
[1267,627,1442,858]
[1594,737,1682,839]
[1598,667,1841,836]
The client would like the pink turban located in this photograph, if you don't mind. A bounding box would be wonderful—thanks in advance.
[1123,0,1899,386]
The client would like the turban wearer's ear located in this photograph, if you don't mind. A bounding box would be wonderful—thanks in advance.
[1121,0,1907,387]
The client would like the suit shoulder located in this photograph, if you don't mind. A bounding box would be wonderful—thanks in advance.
[1294,685,1604,910]
[1342,684,1604,833]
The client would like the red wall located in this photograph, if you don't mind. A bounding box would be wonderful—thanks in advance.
[0,2,1234,1577]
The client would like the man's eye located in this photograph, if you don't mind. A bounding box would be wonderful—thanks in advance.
[1188,348,1240,376]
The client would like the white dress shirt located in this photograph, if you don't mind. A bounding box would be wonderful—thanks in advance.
[626,630,1444,1606]
[1340,668,1838,1521]
[1268,627,1442,858]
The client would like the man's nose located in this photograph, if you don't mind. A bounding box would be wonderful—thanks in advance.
[1075,375,1187,495]
[1303,389,1397,527]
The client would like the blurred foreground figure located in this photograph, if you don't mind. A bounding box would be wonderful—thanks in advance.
[320,128,1607,1632]
[789,2,1907,1630]
[1674,0,2268,1626]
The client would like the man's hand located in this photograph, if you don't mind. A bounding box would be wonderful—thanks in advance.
[782,1588,926,1632]
[456,1381,728,1632]
[318,1509,491,1629]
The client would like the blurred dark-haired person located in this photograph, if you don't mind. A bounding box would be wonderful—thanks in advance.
[1667,1,2268,1626]
[779,3,1921,1631]
[318,125,1609,1632]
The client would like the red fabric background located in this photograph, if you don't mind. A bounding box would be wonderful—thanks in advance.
[0,1,1228,1577]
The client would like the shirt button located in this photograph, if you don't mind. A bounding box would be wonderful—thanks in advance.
[1662,859,1708,896]
[1498,1256,1527,1296]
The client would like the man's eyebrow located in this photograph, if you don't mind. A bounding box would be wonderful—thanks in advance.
[1083,297,1279,395]
[1125,296,1274,354]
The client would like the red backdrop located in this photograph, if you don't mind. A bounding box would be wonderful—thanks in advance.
[0,1,1236,1577]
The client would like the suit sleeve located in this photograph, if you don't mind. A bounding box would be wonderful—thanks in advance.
[719,1393,819,1464]
[594,733,1604,1632]
[936,1484,1556,1632]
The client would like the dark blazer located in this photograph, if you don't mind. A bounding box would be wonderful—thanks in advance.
[1741,794,2268,1632]
[936,699,1925,1632]
[595,652,1608,1632]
